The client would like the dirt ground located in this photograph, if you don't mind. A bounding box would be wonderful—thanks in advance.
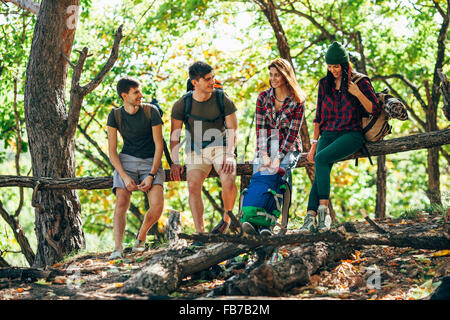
[0,214,449,301]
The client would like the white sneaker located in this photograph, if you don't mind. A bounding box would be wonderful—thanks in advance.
[317,205,332,232]
[132,239,146,253]
[109,249,123,260]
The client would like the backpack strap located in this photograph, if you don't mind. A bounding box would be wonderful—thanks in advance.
[183,89,227,153]
[142,103,152,122]
[114,104,173,166]
[143,103,174,166]
[114,104,152,135]
[183,89,225,124]
[113,107,123,134]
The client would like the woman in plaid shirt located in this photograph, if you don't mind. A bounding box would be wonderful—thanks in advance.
[299,42,381,233]
[243,58,306,236]
[253,58,306,185]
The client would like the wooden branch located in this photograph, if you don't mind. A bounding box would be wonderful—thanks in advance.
[0,129,449,188]
[371,74,428,111]
[64,25,124,141]
[360,209,388,234]
[179,229,450,250]
[2,0,40,15]
[80,25,124,96]
[0,201,35,265]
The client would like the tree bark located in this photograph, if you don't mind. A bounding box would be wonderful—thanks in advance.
[215,242,355,296]
[121,243,254,295]
[375,155,387,219]
[180,229,450,251]
[22,0,123,266]
[24,0,84,267]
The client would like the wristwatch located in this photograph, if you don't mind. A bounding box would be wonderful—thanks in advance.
[148,173,155,178]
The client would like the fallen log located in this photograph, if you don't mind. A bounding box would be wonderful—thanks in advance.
[121,243,255,295]
[0,129,449,187]
[212,242,356,297]
[179,229,450,250]
[121,210,255,295]
[0,267,64,281]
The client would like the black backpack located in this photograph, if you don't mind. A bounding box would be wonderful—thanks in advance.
[182,88,226,151]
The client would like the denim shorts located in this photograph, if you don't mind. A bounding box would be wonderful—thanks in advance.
[252,151,301,187]
[112,153,165,194]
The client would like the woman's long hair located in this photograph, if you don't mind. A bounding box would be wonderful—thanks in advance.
[268,58,306,104]
[325,62,353,95]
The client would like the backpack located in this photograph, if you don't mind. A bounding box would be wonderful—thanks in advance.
[182,88,226,151]
[113,102,173,165]
[240,171,288,229]
[351,73,408,165]
[352,73,408,142]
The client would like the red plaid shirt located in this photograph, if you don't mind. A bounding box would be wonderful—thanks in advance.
[314,76,381,133]
[255,88,305,158]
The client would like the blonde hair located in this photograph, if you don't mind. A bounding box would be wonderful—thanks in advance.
[268,58,306,104]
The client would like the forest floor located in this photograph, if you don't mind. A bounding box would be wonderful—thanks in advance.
[0,213,449,301]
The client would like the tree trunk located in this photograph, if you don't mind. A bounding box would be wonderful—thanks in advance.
[24,0,85,267]
[375,155,387,219]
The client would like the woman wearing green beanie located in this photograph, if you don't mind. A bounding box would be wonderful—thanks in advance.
[299,42,382,233]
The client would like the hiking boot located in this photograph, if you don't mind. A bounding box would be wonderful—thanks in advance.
[259,227,273,236]
[298,211,317,233]
[317,205,332,232]
[242,222,258,235]
[131,239,146,253]
[212,218,230,234]
[109,249,123,260]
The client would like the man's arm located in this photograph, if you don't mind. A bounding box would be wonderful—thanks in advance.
[224,112,238,155]
[221,112,238,174]
[107,126,137,192]
[138,123,164,192]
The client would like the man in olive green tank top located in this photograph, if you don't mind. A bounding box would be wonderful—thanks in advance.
[170,62,239,237]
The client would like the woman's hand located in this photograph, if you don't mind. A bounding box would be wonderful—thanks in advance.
[306,145,317,163]
[348,81,362,98]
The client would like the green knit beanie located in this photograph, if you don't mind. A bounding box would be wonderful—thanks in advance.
[325,41,349,65]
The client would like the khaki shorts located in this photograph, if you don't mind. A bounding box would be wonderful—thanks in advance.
[185,146,236,175]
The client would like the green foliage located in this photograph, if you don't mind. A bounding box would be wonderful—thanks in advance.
[0,0,448,266]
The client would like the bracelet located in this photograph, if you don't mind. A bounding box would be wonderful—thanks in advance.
[311,139,319,144]
[148,173,155,178]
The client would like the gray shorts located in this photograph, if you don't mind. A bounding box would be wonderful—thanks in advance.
[113,153,165,194]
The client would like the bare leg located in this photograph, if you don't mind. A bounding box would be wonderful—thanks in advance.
[220,172,237,223]
[137,185,164,241]
[113,188,131,251]
[187,169,209,233]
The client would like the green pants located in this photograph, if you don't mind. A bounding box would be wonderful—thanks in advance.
[307,131,364,211]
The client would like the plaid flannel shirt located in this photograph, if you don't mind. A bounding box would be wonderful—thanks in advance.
[314,76,381,133]
[255,88,305,158]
